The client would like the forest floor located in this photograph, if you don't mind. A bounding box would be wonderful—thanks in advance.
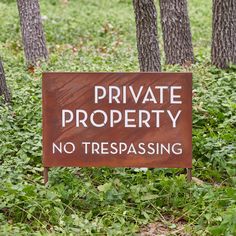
[0,0,235,235]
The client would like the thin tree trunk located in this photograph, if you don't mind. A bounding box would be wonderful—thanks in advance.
[0,60,11,103]
[159,0,194,65]
[17,0,48,67]
[211,0,236,69]
[133,0,161,72]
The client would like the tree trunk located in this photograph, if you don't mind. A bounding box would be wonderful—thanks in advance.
[17,0,48,67]
[211,0,236,69]
[133,0,161,72]
[159,0,194,65]
[0,60,11,103]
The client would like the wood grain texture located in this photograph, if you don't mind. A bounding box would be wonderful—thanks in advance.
[159,0,194,65]
[42,73,192,168]
[133,0,161,72]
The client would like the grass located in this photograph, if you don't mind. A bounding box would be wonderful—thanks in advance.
[0,0,236,235]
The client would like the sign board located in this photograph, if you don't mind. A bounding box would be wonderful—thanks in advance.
[42,72,192,168]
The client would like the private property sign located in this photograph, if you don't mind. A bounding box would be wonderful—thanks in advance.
[42,72,192,169]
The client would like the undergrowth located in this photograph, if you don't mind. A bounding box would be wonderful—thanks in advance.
[0,0,235,235]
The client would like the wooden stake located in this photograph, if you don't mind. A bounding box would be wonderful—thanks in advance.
[187,168,192,182]
[44,167,49,185]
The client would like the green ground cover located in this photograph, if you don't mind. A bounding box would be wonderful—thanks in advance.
[0,0,235,235]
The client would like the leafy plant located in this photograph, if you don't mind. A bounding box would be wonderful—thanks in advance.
[0,0,235,235]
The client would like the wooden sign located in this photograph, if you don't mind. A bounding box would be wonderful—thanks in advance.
[42,72,192,175]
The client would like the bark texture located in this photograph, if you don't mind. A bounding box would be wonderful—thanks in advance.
[133,0,161,72]
[211,0,236,69]
[159,0,194,65]
[0,60,11,103]
[17,0,48,67]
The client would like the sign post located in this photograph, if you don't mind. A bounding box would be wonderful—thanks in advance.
[42,72,192,184]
